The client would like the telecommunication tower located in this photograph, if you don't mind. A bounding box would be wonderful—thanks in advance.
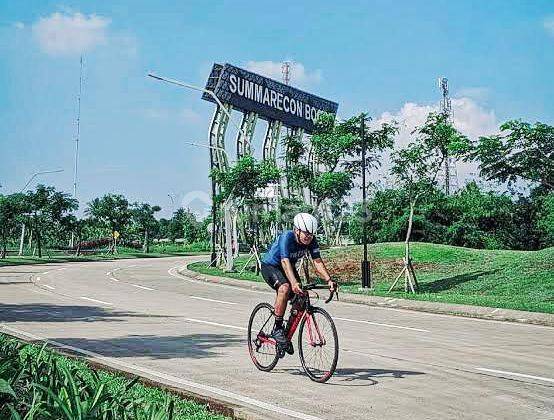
[437,77,459,194]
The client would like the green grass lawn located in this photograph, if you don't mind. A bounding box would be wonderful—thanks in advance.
[0,246,208,267]
[189,242,554,314]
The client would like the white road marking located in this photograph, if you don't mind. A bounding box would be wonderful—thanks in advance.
[44,285,55,290]
[167,266,197,283]
[476,368,554,384]
[0,325,322,420]
[131,284,154,291]
[36,276,41,281]
[186,318,247,331]
[189,296,237,305]
[334,316,430,333]
[80,296,112,305]
[56,267,67,271]
[167,266,267,295]
[109,277,119,282]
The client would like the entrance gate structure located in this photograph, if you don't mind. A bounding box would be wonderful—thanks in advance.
[201,63,338,269]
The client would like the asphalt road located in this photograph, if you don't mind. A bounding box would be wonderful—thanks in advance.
[0,257,552,420]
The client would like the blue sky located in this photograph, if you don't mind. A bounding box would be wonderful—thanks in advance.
[1,1,553,217]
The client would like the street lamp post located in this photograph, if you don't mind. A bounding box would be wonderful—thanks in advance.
[20,169,64,193]
[18,169,64,256]
[148,73,242,268]
[360,115,371,289]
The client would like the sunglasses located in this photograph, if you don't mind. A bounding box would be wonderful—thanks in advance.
[298,229,314,238]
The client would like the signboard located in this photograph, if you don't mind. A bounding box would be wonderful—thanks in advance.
[202,63,338,133]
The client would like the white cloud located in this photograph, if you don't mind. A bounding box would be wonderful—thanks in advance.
[374,96,497,146]
[370,96,498,188]
[32,12,110,56]
[455,87,490,102]
[245,60,322,88]
[14,22,25,29]
[450,97,497,139]
[543,15,554,36]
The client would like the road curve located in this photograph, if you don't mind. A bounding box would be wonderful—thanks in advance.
[0,257,552,419]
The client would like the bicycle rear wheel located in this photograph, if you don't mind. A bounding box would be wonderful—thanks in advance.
[298,307,338,383]
[247,302,279,372]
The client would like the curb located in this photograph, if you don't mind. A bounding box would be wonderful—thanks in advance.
[181,261,554,328]
[0,328,260,420]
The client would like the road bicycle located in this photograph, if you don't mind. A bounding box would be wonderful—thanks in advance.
[247,282,339,383]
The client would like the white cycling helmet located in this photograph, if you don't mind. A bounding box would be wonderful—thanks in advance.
[293,213,318,234]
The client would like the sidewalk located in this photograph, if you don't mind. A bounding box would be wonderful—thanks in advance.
[181,262,554,327]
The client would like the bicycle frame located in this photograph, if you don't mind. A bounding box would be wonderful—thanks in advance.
[256,297,326,347]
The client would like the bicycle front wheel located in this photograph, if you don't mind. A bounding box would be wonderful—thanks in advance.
[298,307,339,383]
[247,302,279,372]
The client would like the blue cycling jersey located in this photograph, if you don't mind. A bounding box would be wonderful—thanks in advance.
[262,230,321,267]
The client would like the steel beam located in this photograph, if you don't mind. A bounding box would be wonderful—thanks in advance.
[209,103,232,173]
[236,111,257,158]
[262,120,282,161]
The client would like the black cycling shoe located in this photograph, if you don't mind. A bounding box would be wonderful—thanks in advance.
[285,341,294,355]
[271,327,289,358]
[271,327,288,347]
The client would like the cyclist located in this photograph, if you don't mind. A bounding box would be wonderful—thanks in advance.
[261,212,337,352]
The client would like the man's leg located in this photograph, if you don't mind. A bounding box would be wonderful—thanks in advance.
[274,282,290,318]
[272,283,290,348]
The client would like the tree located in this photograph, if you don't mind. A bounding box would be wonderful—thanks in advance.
[25,185,78,258]
[470,120,554,191]
[131,202,161,253]
[389,113,467,292]
[212,156,280,203]
[446,182,516,249]
[310,113,397,243]
[211,155,281,270]
[536,193,554,247]
[86,194,131,253]
[0,194,26,258]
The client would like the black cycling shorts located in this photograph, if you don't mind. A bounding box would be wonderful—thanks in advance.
[261,262,299,292]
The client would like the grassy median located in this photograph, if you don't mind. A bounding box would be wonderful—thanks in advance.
[0,333,228,419]
[189,242,554,314]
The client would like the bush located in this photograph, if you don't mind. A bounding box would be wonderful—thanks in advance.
[0,334,225,419]
[348,182,550,250]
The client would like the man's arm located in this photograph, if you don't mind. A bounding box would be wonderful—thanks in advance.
[281,258,303,294]
[313,258,337,291]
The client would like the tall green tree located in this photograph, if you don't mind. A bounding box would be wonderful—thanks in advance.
[25,185,78,258]
[0,194,26,258]
[86,194,131,253]
[310,113,397,243]
[446,182,516,249]
[390,113,467,292]
[536,193,554,247]
[212,155,280,269]
[470,120,554,191]
[131,202,161,253]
